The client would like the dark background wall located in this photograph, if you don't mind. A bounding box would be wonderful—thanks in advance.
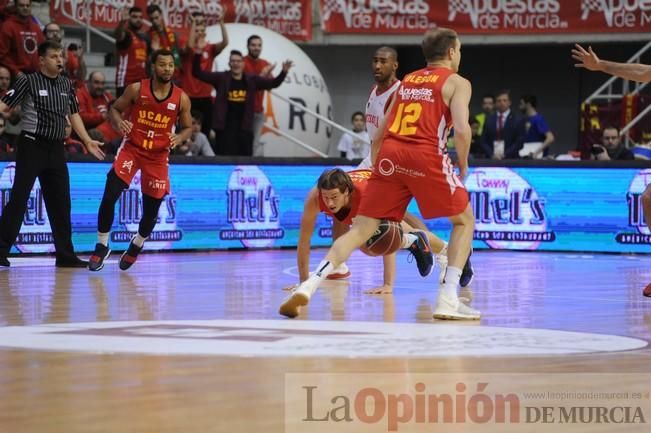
[306,42,649,156]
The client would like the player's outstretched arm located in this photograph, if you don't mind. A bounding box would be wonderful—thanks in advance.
[365,253,396,294]
[572,44,651,83]
[297,188,321,283]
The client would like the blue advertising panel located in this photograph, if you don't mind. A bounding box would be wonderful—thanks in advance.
[0,162,649,254]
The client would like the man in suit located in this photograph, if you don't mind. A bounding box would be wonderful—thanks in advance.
[480,90,525,159]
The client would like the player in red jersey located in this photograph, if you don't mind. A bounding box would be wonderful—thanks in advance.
[88,49,192,272]
[285,168,434,295]
[280,28,479,320]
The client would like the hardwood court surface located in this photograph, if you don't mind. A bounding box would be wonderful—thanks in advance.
[0,249,650,432]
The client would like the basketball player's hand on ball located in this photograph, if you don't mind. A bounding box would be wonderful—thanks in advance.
[85,139,105,160]
[281,60,294,73]
[364,284,393,295]
[118,120,133,135]
[168,133,183,149]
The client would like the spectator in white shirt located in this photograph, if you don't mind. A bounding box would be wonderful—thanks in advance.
[337,111,370,161]
[175,110,215,156]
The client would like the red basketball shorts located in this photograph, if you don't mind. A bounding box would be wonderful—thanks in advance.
[357,140,469,222]
[113,142,170,199]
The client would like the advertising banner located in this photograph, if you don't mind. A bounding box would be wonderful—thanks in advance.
[320,0,651,35]
[51,0,312,42]
[0,162,649,253]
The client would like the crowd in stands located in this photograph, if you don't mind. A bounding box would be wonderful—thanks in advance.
[0,0,643,161]
[0,1,291,158]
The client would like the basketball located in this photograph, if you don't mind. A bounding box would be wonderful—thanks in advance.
[360,220,403,257]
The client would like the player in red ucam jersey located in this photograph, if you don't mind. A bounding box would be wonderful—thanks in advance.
[280,28,479,320]
[88,49,192,272]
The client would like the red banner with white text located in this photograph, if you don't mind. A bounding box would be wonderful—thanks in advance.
[50,0,312,41]
[320,0,651,34]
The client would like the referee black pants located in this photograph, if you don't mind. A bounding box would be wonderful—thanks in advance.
[0,133,76,260]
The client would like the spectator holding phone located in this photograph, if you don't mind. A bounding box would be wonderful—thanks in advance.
[591,126,634,161]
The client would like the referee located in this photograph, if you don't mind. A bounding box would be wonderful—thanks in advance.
[0,40,104,267]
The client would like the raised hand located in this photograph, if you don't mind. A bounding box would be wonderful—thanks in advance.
[572,44,601,71]
[281,60,294,73]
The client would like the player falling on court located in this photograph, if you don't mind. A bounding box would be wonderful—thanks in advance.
[288,166,475,296]
[88,49,193,271]
[287,167,435,295]
[572,44,651,297]
[280,28,479,320]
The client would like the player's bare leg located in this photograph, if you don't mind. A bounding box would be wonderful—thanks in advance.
[279,216,380,318]
[433,204,480,320]
[328,219,351,280]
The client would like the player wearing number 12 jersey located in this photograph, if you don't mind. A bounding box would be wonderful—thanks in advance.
[88,49,192,272]
[280,28,479,320]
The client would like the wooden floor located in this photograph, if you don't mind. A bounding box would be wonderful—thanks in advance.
[1,249,651,432]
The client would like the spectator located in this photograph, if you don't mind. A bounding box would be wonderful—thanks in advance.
[520,94,554,158]
[174,110,215,156]
[243,34,272,156]
[0,0,11,24]
[146,5,181,78]
[192,49,293,156]
[0,0,44,78]
[77,71,114,130]
[181,11,228,140]
[93,100,121,153]
[115,6,150,97]
[64,43,86,89]
[591,126,634,161]
[474,94,494,135]
[469,117,486,159]
[337,111,370,161]
[0,65,21,145]
[0,115,12,153]
[480,89,525,160]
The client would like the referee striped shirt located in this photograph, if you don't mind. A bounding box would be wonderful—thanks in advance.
[1,72,79,141]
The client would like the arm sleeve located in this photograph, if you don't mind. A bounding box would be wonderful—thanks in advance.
[252,70,288,90]
[192,53,222,85]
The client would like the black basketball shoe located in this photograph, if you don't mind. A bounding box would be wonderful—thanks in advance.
[408,231,434,277]
[119,237,143,271]
[88,243,111,272]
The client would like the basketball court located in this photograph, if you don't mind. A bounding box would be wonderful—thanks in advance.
[0,248,650,432]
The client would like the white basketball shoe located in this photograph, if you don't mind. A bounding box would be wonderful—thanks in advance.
[279,279,317,318]
[432,293,481,320]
